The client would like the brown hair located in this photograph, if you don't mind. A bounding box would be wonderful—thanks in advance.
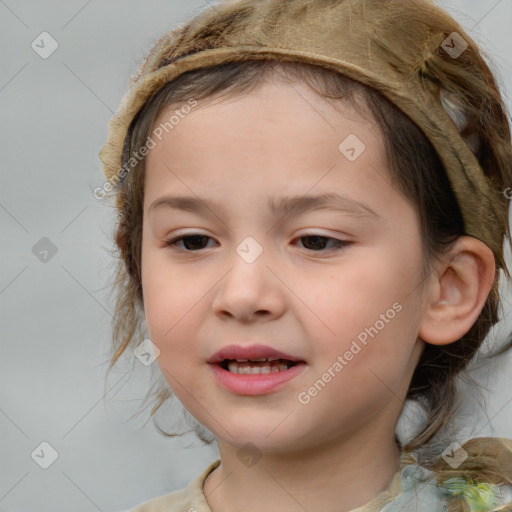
[104,1,512,462]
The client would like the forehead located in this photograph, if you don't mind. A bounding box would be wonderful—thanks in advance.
[143,80,395,215]
[151,78,372,138]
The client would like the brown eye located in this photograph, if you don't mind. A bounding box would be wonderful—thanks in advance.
[296,235,350,252]
[165,234,215,251]
[164,234,351,253]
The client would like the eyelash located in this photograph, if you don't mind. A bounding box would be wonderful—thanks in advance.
[164,234,351,253]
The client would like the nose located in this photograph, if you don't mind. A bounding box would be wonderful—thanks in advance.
[211,244,287,323]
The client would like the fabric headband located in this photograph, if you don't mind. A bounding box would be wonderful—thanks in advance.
[99,0,510,269]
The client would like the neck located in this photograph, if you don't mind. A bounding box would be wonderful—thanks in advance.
[203,424,402,512]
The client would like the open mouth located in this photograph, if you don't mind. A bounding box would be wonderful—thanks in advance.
[219,358,299,374]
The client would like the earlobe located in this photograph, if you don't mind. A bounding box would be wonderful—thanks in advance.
[418,236,495,346]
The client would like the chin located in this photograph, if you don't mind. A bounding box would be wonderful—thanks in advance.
[215,422,307,453]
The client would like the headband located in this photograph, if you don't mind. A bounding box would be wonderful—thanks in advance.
[98,0,510,269]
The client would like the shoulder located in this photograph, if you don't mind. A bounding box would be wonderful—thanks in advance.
[121,459,221,512]
[381,437,512,512]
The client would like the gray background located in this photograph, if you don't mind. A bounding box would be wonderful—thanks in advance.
[1,1,511,511]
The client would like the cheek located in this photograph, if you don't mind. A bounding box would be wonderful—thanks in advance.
[142,273,204,394]
[297,248,423,372]
[141,247,199,354]
[302,252,418,328]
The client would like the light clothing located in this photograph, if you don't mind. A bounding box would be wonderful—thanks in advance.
[121,437,512,512]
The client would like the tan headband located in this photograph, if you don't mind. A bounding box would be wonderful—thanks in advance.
[99,0,510,268]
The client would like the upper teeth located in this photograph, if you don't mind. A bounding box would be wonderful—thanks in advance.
[233,358,279,362]
[226,359,291,374]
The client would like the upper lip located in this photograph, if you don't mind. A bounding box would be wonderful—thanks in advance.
[207,344,304,364]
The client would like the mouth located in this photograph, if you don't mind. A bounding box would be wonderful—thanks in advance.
[210,357,307,395]
[208,345,307,394]
[218,358,299,375]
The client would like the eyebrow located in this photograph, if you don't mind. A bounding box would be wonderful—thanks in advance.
[148,192,381,220]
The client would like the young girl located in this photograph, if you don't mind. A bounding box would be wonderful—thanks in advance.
[99,1,512,510]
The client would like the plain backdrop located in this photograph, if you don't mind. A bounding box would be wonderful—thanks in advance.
[1,1,512,511]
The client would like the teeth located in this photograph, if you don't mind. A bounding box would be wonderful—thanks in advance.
[227,360,291,374]
[234,357,280,363]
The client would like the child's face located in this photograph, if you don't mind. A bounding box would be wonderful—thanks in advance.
[141,80,427,452]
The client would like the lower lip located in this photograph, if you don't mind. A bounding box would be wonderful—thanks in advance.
[209,362,307,395]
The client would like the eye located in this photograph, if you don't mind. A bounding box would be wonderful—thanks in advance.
[164,233,350,253]
[295,235,351,252]
[164,234,216,252]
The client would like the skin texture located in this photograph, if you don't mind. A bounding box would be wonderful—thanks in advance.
[140,80,495,512]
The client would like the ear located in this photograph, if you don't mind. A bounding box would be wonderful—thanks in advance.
[418,236,496,345]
